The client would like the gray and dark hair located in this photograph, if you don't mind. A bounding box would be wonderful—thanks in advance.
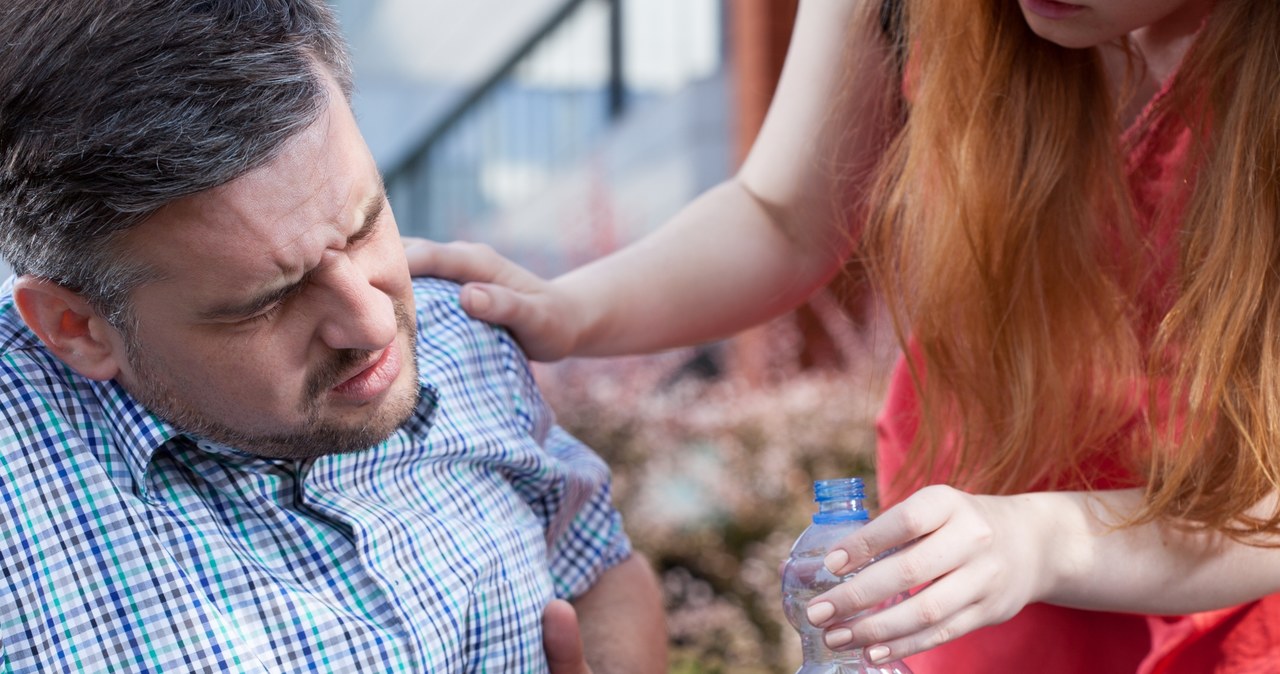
[0,0,353,323]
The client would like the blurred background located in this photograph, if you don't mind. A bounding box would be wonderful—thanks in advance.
[325,1,899,670]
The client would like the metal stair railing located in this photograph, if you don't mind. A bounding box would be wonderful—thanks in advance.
[382,0,626,239]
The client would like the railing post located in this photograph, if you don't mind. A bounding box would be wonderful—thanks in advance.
[606,0,626,120]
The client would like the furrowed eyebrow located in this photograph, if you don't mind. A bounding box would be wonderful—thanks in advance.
[198,267,317,321]
[198,181,387,322]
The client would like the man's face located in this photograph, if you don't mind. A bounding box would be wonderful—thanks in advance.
[110,77,421,459]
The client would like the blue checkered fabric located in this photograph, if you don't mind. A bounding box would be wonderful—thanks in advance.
[0,277,631,673]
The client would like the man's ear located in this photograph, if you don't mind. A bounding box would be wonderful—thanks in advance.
[12,276,125,381]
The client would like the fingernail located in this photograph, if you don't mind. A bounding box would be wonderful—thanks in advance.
[465,286,490,313]
[824,549,850,573]
[824,628,853,649]
[806,601,835,625]
[867,645,891,663]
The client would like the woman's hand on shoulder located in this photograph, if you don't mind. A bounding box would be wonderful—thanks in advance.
[805,485,1063,663]
[402,237,581,361]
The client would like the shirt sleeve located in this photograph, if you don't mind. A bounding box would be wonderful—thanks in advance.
[499,331,633,601]
[540,425,633,599]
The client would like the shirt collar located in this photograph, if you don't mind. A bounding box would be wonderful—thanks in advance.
[88,378,184,500]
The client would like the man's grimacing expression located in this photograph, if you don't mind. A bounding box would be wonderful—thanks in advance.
[103,73,422,459]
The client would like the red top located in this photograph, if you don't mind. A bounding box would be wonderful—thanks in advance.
[876,57,1280,673]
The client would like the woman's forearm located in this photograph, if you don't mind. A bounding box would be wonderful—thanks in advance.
[552,179,849,357]
[1041,489,1280,615]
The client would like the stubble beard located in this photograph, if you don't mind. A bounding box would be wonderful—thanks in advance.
[124,300,421,459]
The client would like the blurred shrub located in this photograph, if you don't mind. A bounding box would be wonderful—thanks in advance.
[536,326,894,673]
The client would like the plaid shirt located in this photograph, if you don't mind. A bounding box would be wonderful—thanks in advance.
[0,277,630,673]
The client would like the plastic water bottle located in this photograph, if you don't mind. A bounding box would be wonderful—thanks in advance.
[782,477,913,674]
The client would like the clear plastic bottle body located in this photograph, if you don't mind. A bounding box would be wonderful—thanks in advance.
[782,478,913,674]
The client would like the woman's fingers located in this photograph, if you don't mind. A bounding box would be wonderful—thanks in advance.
[825,485,972,576]
[802,486,1046,660]
[809,510,981,626]
[822,555,1019,660]
[401,238,577,360]
[403,238,540,289]
[458,282,523,324]
[839,593,989,665]
[458,282,573,360]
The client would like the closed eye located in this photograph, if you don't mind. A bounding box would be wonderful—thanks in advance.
[347,191,385,246]
[215,267,316,325]
[239,299,287,324]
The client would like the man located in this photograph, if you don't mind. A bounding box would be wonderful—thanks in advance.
[0,1,664,672]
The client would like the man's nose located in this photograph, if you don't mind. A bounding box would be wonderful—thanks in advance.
[314,257,398,352]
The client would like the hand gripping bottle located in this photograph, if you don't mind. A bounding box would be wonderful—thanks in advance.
[782,477,913,674]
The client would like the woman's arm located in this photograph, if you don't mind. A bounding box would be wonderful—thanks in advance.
[806,486,1280,663]
[408,0,898,360]
[1044,489,1280,613]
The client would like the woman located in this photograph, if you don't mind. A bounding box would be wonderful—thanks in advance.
[406,0,1280,671]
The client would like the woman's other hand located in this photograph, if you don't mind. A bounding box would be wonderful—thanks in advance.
[805,485,1061,664]
[403,237,582,361]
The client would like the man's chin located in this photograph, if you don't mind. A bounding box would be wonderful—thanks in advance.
[140,378,422,461]
[244,385,422,460]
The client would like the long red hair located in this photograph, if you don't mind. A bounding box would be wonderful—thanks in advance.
[863,0,1280,540]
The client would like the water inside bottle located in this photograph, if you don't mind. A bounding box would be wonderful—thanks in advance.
[782,555,915,674]
[782,477,913,674]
